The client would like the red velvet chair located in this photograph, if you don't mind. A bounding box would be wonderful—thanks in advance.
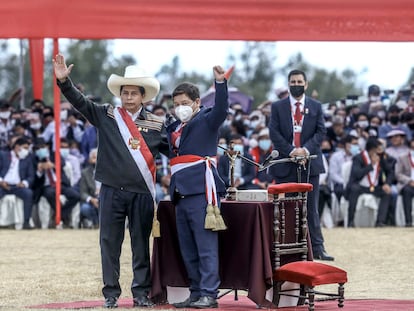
[268,183,347,311]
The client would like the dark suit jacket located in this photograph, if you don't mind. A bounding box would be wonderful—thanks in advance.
[268,96,326,179]
[80,165,97,203]
[58,78,169,194]
[0,150,35,187]
[167,81,228,197]
[345,152,394,198]
[32,156,72,203]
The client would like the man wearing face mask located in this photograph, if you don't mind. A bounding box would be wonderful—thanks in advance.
[0,137,35,229]
[344,137,393,227]
[167,66,228,309]
[268,69,334,261]
[218,133,256,190]
[249,128,275,189]
[395,137,414,227]
[328,135,360,203]
[32,137,80,228]
[378,105,412,143]
[360,84,385,115]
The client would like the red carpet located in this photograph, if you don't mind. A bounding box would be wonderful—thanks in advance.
[29,295,414,310]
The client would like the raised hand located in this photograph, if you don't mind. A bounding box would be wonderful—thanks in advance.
[52,54,74,82]
[213,65,225,82]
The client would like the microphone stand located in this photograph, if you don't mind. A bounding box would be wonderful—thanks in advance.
[218,145,261,200]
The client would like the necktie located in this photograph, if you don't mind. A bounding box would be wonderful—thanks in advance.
[46,168,56,187]
[171,123,186,152]
[294,102,302,147]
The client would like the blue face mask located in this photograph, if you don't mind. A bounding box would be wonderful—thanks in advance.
[258,139,271,151]
[217,144,227,156]
[232,144,244,153]
[350,144,360,156]
[60,148,70,159]
[36,147,49,160]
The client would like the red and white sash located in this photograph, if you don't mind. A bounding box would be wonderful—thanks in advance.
[114,107,156,200]
[361,150,380,191]
[170,155,218,206]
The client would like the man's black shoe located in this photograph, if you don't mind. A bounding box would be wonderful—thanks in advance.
[190,296,218,309]
[103,297,118,308]
[23,222,33,230]
[172,296,198,308]
[133,296,155,308]
[313,250,335,261]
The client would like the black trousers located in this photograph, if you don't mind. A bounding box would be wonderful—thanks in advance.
[99,184,154,299]
[401,184,414,226]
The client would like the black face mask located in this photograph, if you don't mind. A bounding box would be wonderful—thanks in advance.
[408,123,414,130]
[389,115,399,125]
[289,85,305,98]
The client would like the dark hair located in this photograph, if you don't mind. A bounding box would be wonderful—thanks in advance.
[120,85,145,96]
[172,82,200,101]
[12,137,29,148]
[151,104,167,114]
[288,70,307,82]
[365,137,381,152]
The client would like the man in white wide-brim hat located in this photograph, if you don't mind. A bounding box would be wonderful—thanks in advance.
[53,54,169,309]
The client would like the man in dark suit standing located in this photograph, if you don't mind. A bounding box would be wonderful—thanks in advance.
[167,67,228,309]
[53,54,169,309]
[268,69,334,261]
[0,137,34,229]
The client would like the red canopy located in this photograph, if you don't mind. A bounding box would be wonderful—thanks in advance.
[1,0,414,41]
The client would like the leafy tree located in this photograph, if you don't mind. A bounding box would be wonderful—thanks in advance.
[227,42,277,108]
[281,53,362,104]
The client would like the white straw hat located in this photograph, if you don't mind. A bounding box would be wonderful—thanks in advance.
[107,66,160,101]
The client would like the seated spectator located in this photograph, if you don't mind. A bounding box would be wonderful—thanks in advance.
[60,138,82,189]
[32,138,80,228]
[329,135,360,202]
[0,137,34,229]
[79,148,100,229]
[325,115,347,151]
[249,128,274,189]
[218,134,256,190]
[385,129,409,160]
[344,137,393,227]
[395,137,414,227]
[378,105,412,143]
[0,99,13,151]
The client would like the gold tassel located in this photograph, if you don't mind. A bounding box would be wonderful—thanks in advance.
[204,204,217,230]
[151,207,161,238]
[213,205,227,231]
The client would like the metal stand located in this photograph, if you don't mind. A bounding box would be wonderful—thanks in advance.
[218,145,261,201]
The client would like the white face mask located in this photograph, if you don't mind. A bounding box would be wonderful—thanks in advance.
[60,110,68,121]
[17,148,29,159]
[60,148,70,159]
[30,122,42,130]
[0,111,11,119]
[175,105,194,123]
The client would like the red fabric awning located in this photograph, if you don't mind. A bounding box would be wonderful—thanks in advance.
[1,0,414,41]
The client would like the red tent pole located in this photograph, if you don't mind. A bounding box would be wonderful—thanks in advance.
[29,39,44,100]
[53,38,62,226]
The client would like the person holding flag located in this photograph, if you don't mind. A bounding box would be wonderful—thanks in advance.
[53,54,169,309]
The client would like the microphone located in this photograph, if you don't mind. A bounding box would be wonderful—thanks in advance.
[261,150,279,168]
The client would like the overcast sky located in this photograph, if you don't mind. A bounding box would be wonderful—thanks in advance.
[112,40,414,99]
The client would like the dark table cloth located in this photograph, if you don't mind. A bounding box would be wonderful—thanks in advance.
[150,200,312,307]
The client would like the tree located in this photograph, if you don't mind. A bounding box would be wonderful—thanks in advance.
[226,42,277,108]
[281,53,363,105]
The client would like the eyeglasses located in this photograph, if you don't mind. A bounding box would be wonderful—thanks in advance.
[173,101,194,108]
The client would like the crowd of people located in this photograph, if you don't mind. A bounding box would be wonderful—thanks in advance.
[2,79,414,231]
[2,56,414,308]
